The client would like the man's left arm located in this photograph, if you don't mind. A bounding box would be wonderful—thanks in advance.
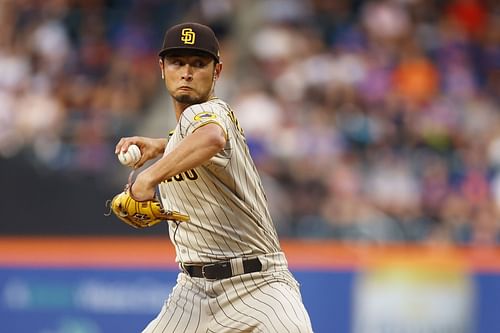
[130,123,226,200]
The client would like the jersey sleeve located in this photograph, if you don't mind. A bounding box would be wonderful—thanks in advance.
[178,101,232,161]
[179,102,229,137]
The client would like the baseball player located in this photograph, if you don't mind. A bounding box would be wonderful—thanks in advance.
[115,22,313,333]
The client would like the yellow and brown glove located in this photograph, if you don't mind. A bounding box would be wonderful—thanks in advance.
[107,188,189,229]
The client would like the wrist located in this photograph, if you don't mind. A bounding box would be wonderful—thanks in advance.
[153,138,167,157]
[139,170,158,189]
[131,171,157,201]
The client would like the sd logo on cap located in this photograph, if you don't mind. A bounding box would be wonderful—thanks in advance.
[181,28,195,45]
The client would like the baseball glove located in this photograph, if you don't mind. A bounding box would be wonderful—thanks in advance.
[107,189,190,229]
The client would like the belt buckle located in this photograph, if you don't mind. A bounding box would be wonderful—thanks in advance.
[201,263,216,280]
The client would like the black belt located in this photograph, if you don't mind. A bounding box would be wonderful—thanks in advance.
[182,258,262,280]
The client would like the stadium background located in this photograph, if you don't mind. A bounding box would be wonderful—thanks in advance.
[1,0,499,332]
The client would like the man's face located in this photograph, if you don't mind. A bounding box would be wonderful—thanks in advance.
[161,51,220,105]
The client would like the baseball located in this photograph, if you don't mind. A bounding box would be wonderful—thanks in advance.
[118,144,141,167]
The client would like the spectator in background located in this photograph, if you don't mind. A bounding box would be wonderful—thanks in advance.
[0,0,161,171]
[1,0,500,244]
[235,0,500,244]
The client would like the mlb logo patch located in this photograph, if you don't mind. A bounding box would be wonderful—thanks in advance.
[194,112,217,121]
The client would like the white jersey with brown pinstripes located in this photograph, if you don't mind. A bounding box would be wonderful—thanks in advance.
[158,97,282,265]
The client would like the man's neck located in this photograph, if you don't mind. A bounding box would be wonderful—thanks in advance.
[172,95,216,120]
[174,101,190,120]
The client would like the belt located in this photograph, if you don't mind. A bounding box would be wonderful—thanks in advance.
[182,258,262,280]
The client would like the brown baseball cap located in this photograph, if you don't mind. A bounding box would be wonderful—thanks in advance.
[158,22,220,63]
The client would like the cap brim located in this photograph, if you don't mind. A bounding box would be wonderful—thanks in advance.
[158,47,219,62]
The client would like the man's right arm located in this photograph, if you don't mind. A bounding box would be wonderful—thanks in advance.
[130,123,226,201]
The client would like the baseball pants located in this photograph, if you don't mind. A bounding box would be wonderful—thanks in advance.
[142,269,313,333]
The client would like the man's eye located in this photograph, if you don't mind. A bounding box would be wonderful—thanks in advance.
[193,61,205,68]
[168,59,182,66]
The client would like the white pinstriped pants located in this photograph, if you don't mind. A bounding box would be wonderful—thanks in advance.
[141,269,313,333]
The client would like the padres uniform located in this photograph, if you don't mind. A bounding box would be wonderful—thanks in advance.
[141,97,313,333]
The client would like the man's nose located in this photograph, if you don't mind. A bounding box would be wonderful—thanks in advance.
[181,65,193,81]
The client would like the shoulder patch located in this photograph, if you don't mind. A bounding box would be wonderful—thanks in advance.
[194,112,217,121]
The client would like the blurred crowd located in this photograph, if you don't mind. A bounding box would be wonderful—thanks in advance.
[0,0,168,172]
[231,0,500,245]
[1,0,500,244]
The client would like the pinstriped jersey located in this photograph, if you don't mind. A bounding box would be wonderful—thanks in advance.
[158,97,282,264]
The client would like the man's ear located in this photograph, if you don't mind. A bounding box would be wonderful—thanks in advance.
[214,62,223,81]
[159,59,165,79]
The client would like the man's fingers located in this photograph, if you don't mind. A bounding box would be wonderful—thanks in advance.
[115,138,125,154]
[133,159,144,169]
[115,138,137,154]
[115,138,132,154]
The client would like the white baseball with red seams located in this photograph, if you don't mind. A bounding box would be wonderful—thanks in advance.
[118,144,141,166]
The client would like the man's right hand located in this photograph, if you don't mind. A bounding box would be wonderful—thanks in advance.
[115,136,167,168]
